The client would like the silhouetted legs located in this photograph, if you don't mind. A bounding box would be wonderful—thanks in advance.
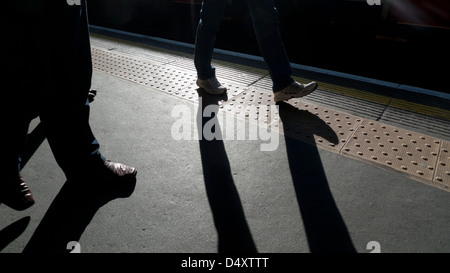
[194,0,294,91]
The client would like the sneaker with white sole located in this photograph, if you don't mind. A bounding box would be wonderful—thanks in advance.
[196,76,227,95]
[274,81,318,102]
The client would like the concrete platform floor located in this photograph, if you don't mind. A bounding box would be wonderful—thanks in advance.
[1,71,449,254]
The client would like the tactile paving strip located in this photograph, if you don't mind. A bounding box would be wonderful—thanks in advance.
[219,86,278,128]
[170,57,267,87]
[91,42,450,192]
[93,47,252,104]
[304,88,388,120]
[434,141,450,190]
[93,47,199,102]
[91,35,183,64]
[251,76,273,91]
[342,119,442,183]
[170,79,249,104]
[252,76,388,121]
[279,99,363,153]
[219,87,363,153]
[380,107,450,140]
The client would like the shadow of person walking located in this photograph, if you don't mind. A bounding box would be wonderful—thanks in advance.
[278,101,356,253]
[0,217,31,252]
[22,176,136,253]
[197,89,258,253]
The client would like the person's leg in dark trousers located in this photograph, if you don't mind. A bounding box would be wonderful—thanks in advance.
[1,2,39,210]
[36,1,106,179]
[4,27,34,179]
[244,0,317,101]
[194,0,316,100]
[2,114,36,211]
[1,1,136,212]
[194,0,228,81]
[194,0,228,95]
[245,0,294,92]
[38,1,137,181]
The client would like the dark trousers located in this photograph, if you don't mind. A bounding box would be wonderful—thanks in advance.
[194,0,294,91]
[4,0,104,179]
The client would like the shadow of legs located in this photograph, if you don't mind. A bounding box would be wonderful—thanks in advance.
[279,102,356,253]
[197,91,257,253]
[0,217,30,252]
[23,177,136,253]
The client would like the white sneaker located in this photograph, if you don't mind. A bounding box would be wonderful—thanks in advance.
[274,81,318,102]
[196,76,227,95]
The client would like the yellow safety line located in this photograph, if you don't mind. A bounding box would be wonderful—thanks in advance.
[293,76,392,105]
[390,99,450,120]
[292,76,450,121]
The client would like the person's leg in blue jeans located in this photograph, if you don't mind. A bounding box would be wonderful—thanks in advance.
[194,0,228,95]
[246,0,294,92]
[246,0,317,101]
[194,0,317,100]
[194,0,227,81]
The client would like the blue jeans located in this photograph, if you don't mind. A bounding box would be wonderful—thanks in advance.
[194,0,295,92]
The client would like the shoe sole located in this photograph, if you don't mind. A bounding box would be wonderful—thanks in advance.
[274,82,318,103]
